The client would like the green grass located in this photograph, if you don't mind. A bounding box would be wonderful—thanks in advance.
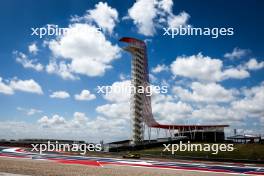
[136,143,264,160]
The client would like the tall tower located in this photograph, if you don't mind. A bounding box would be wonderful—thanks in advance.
[120,37,158,145]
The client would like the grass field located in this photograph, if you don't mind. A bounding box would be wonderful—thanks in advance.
[136,143,264,161]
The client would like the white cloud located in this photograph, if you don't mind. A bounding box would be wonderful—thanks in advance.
[224,47,248,60]
[48,23,120,77]
[79,2,119,34]
[158,0,173,13]
[152,94,193,124]
[170,53,250,82]
[34,111,129,142]
[167,11,190,28]
[232,83,264,118]
[28,43,39,54]
[126,0,189,36]
[96,102,130,120]
[221,68,249,80]
[149,73,157,82]
[15,51,43,72]
[103,80,131,102]
[0,119,126,142]
[16,4,119,81]
[244,58,264,70]
[38,113,90,129]
[192,105,243,122]
[173,82,235,103]
[152,64,169,73]
[0,77,14,95]
[1,81,264,141]
[50,91,70,99]
[171,53,223,82]
[94,80,134,136]
[70,112,89,128]
[119,73,129,81]
[75,89,96,101]
[127,0,157,36]
[187,82,264,126]
[10,79,43,94]
[38,114,66,127]
[46,61,78,80]
[0,77,43,95]
[17,107,42,116]
[97,80,192,126]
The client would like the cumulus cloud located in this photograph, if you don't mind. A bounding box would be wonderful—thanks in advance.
[73,2,118,34]
[96,102,130,120]
[127,0,157,36]
[48,23,120,78]
[170,53,250,82]
[15,3,120,80]
[0,77,14,95]
[173,82,235,103]
[0,118,128,142]
[119,73,129,81]
[167,11,190,28]
[221,68,250,80]
[15,51,43,72]
[38,112,90,129]
[91,80,131,131]
[75,89,96,101]
[172,81,264,130]
[50,91,70,99]
[98,80,191,125]
[244,58,264,70]
[192,105,243,122]
[2,81,264,141]
[126,0,189,36]
[232,83,264,119]
[0,77,43,95]
[157,0,173,13]
[34,111,129,142]
[224,47,249,60]
[10,79,43,94]
[70,112,89,128]
[147,93,193,124]
[46,61,78,80]
[38,114,66,127]
[152,64,169,73]
[28,43,39,54]
[102,80,131,102]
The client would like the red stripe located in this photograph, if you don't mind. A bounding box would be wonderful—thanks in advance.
[49,158,101,166]
[0,153,29,159]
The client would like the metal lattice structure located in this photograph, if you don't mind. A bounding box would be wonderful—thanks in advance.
[120,37,229,145]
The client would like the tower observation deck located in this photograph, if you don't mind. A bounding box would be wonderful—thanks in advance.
[120,37,229,145]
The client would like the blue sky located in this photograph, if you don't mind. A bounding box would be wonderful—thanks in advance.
[0,0,263,142]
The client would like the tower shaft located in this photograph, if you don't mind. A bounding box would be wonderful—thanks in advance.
[120,37,158,145]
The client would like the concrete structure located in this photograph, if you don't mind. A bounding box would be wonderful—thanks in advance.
[120,37,229,145]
